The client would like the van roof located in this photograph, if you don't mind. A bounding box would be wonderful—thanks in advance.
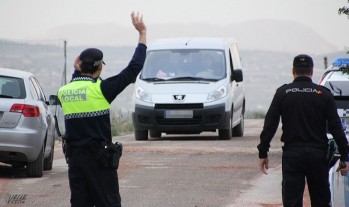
[148,37,237,50]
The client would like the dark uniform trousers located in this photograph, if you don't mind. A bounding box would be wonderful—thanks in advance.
[68,146,121,207]
[282,146,331,207]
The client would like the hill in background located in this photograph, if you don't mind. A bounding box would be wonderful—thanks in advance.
[38,19,338,54]
[0,38,347,113]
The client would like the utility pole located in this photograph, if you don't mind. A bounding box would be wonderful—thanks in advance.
[62,40,67,85]
[324,56,328,69]
[54,40,68,138]
[338,1,349,54]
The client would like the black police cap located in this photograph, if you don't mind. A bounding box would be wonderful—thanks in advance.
[80,48,106,66]
[293,54,314,68]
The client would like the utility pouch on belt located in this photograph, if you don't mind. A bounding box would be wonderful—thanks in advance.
[90,141,123,169]
[108,142,123,169]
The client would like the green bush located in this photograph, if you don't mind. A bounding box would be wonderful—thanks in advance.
[109,109,267,137]
[245,110,266,119]
[110,109,134,136]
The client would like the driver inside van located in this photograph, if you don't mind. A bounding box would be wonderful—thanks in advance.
[195,54,221,78]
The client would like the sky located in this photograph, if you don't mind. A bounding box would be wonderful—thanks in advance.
[1,0,349,50]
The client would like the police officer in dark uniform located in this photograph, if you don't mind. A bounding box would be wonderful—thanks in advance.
[257,54,349,207]
[58,12,146,207]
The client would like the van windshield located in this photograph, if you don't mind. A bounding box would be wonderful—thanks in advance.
[141,49,226,81]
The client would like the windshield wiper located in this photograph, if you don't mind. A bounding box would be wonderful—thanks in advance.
[142,77,166,81]
[142,76,217,82]
[328,82,343,96]
[167,76,216,81]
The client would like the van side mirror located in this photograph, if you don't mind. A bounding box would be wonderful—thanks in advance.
[232,69,243,82]
[49,95,60,105]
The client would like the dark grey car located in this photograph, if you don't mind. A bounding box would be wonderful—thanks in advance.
[0,68,56,177]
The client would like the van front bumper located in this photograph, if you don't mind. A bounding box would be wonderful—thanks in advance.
[132,103,231,133]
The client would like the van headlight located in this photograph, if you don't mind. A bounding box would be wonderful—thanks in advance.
[207,86,227,102]
[135,87,152,102]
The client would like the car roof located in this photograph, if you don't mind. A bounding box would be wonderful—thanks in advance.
[147,37,237,50]
[325,70,349,81]
[327,71,349,81]
[0,67,34,79]
[320,64,349,84]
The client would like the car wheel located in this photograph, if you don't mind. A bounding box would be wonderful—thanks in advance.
[26,145,44,178]
[218,114,232,140]
[44,143,54,171]
[149,130,161,138]
[233,113,244,137]
[135,130,148,140]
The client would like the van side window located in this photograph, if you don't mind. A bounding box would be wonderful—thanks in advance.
[231,44,241,69]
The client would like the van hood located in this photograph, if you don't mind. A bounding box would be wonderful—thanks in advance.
[137,79,227,103]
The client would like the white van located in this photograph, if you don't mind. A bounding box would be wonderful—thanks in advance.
[131,38,245,140]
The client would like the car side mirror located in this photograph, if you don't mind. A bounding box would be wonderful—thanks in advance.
[49,95,60,105]
[232,69,243,82]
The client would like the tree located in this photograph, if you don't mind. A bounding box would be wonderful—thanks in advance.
[338,0,349,17]
[339,1,349,54]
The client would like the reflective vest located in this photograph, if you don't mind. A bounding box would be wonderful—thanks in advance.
[58,77,110,119]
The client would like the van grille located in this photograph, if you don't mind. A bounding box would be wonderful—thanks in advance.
[156,117,202,125]
[155,103,203,109]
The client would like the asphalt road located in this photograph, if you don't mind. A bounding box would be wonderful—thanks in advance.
[0,119,287,207]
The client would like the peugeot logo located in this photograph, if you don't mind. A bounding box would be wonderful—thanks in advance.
[173,95,186,102]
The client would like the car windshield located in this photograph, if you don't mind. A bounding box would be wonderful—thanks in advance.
[0,76,25,99]
[325,80,349,96]
[323,69,349,96]
[141,49,226,81]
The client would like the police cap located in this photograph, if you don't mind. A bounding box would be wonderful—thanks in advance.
[80,48,106,66]
[293,54,313,68]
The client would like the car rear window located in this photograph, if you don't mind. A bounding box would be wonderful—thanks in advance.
[0,76,26,99]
